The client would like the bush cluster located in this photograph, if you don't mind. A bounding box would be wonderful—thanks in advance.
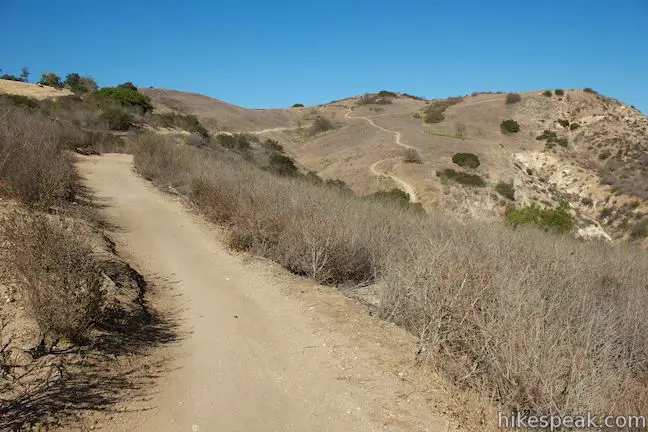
[437,168,486,187]
[94,83,153,113]
[505,93,521,104]
[451,152,480,168]
[495,181,515,200]
[500,119,520,133]
[423,97,463,123]
[506,202,573,234]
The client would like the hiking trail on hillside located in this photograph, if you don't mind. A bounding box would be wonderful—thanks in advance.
[76,154,450,431]
[345,108,420,203]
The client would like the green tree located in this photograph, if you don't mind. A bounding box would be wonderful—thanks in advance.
[39,72,63,88]
[19,66,29,82]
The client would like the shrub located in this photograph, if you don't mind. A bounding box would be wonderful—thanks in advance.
[411,112,421,119]
[556,137,568,147]
[630,220,648,240]
[495,181,515,200]
[309,116,334,135]
[101,106,133,131]
[0,93,40,110]
[366,188,423,212]
[505,93,521,104]
[452,152,480,168]
[292,103,304,108]
[217,133,250,152]
[1,213,103,342]
[403,148,422,164]
[542,90,553,97]
[437,168,486,187]
[583,87,597,94]
[0,74,23,82]
[555,89,565,96]
[39,72,63,88]
[178,114,209,137]
[64,73,98,94]
[455,122,467,138]
[500,119,520,134]
[0,106,78,208]
[557,119,570,128]
[423,97,463,124]
[569,122,580,130]
[402,93,425,101]
[377,90,397,98]
[94,84,153,113]
[262,139,284,152]
[268,153,298,176]
[506,202,573,234]
[599,149,612,160]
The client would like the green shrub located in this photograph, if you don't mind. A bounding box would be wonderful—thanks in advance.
[495,181,515,200]
[411,112,421,119]
[506,93,521,104]
[94,83,153,113]
[555,89,565,96]
[557,119,570,128]
[268,153,298,176]
[583,88,597,94]
[437,168,486,187]
[537,130,557,141]
[542,90,553,97]
[101,106,132,131]
[500,119,520,134]
[570,123,580,130]
[1,74,23,82]
[38,72,63,88]
[556,137,568,147]
[402,93,425,101]
[377,90,398,98]
[452,152,480,168]
[366,188,424,212]
[292,103,304,108]
[64,73,98,94]
[506,202,573,234]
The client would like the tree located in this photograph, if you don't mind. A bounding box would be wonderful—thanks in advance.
[19,67,29,82]
[64,73,97,93]
[39,72,63,88]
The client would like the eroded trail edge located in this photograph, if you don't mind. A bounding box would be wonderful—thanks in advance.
[77,154,451,432]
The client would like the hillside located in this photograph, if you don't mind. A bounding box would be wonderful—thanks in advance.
[140,88,302,132]
[141,87,648,244]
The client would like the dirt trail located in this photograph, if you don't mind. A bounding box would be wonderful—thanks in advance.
[345,108,420,202]
[77,154,450,432]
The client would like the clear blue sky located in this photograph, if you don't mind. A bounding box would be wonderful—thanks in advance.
[1,0,647,112]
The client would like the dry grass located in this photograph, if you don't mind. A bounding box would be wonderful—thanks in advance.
[135,134,648,421]
[0,104,79,208]
[140,135,648,419]
[0,212,103,343]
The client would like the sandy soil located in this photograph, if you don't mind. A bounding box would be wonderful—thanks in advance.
[76,154,454,432]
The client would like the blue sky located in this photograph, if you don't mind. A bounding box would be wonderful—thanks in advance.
[1,0,647,111]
